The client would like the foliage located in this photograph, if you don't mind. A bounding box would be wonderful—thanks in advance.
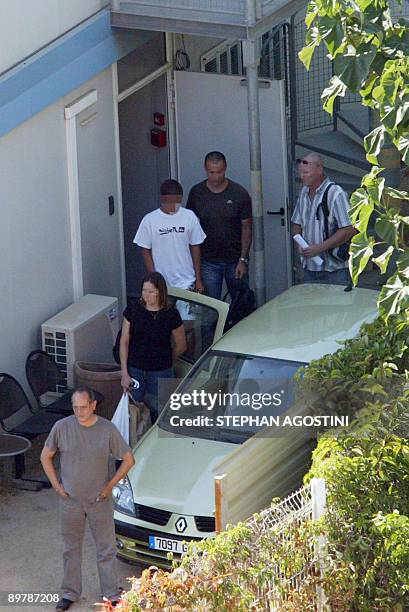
[101,519,321,611]
[300,0,409,318]
[304,396,409,610]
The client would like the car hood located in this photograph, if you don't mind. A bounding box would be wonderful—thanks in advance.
[127,425,234,516]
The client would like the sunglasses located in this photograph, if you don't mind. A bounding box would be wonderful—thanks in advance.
[296,158,313,165]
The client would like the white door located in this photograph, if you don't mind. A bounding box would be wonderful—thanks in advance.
[174,71,291,300]
[75,70,124,305]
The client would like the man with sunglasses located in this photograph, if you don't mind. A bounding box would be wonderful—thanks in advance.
[291,153,356,285]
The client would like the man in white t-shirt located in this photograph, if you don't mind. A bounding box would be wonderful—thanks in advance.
[134,179,206,293]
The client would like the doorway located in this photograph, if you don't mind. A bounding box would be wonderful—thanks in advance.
[174,70,291,300]
[118,75,170,298]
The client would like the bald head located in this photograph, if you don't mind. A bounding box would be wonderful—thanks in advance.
[305,153,323,166]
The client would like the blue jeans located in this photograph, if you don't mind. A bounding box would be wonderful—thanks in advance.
[128,366,174,423]
[302,267,351,286]
[201,259,247,301]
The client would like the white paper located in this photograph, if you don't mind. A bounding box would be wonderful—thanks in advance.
[293,234,324,265]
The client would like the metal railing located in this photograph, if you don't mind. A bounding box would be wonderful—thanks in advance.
[111,0,304,28]
[112,0,252,25]
[243,478,327,609]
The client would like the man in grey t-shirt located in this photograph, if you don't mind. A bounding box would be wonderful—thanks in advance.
[40,387,135,612]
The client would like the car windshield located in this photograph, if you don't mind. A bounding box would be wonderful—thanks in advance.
[158,350,305,443]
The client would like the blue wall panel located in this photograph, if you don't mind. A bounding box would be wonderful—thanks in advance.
[0,9,149,137]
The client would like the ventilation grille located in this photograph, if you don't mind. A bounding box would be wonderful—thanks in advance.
[134,504,172,526]
[43,331,68,392]
[194,515,215,532]
[201,40,243,75]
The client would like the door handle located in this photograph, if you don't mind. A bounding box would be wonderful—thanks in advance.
[267,207,285,216]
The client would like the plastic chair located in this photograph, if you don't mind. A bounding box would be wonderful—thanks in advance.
[26,350,103,416]
[0,373,63,488]
[25,350,74,416]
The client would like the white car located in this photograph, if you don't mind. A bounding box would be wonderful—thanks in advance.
[113,284,378,566]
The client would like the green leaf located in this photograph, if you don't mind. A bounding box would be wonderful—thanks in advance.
[396,250,409,278]
[378,272,409,317]
[350,188,370,222]
[305,0,319,29]
[396,136,409,165]
[334,44,377,92]
[380,62,401,104]
[372,245,394,274]
[364,125,385,163]
[299,27,320,70]
[298,43,318,71]
[362,168,385,203]
[350,234,375,284]
[318,16,345,58]
[350,198,373,234]
[381,105,400,131]
[384,186,409,201]
[375,217,399,247]
[321,76,347,114]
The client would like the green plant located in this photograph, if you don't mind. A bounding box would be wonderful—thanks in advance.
[303,390,409,610]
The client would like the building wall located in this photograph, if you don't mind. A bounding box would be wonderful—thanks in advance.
[0,97,72,385]
[0,0,108,73]
[0,67,120,388]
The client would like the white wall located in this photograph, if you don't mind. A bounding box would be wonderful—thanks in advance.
[0,98,72,386]
[0,66,121,389]
[0,0,108,73]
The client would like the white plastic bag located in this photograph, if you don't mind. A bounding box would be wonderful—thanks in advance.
[111,392,129,444]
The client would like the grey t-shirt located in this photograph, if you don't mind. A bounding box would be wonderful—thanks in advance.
[45,415,131,501]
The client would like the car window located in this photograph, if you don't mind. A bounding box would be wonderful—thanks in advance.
[168,296,221,364]
[158,350,305,442]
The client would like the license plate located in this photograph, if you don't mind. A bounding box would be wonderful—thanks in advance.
[148,535,188,554]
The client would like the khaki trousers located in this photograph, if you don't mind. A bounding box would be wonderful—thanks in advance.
[60,496,119,602]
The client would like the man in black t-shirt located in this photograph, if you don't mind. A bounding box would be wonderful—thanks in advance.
[186,151,252,301]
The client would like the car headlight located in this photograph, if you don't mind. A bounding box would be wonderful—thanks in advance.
[112,476,135,516]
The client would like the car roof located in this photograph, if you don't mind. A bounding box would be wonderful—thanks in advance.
[213,284,379,363]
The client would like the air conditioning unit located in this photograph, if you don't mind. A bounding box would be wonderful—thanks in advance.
[41,294,119,389]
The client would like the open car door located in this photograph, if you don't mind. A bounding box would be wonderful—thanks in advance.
[167,288,229,379]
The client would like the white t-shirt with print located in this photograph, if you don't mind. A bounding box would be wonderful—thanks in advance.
[133,207,206,288]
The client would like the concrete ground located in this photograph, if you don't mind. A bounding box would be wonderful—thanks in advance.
[0,439,142,612]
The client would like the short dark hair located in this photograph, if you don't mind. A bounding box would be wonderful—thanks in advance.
[204,151,226,166]
[72,386,95,403]
[140,271,169,310]
[160,179,183,196]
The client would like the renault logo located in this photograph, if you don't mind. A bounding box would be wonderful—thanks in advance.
[175,517,187,533]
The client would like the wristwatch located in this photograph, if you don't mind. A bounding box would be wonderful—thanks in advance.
[239,257,249,264]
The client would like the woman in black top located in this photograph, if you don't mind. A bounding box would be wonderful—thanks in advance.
[120,272,186,423]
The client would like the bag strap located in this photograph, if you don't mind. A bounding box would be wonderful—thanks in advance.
[316,182,335,241]
[223,277,246,303]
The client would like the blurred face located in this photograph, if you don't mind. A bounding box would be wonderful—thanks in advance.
[298,156,323,188]
[205,160,227,189]
[142,281,160,308]
[72,391,96,425]
[160,194,182,214]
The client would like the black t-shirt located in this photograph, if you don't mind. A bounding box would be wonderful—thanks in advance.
[123,302,182,371]
[186,179,252,262]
